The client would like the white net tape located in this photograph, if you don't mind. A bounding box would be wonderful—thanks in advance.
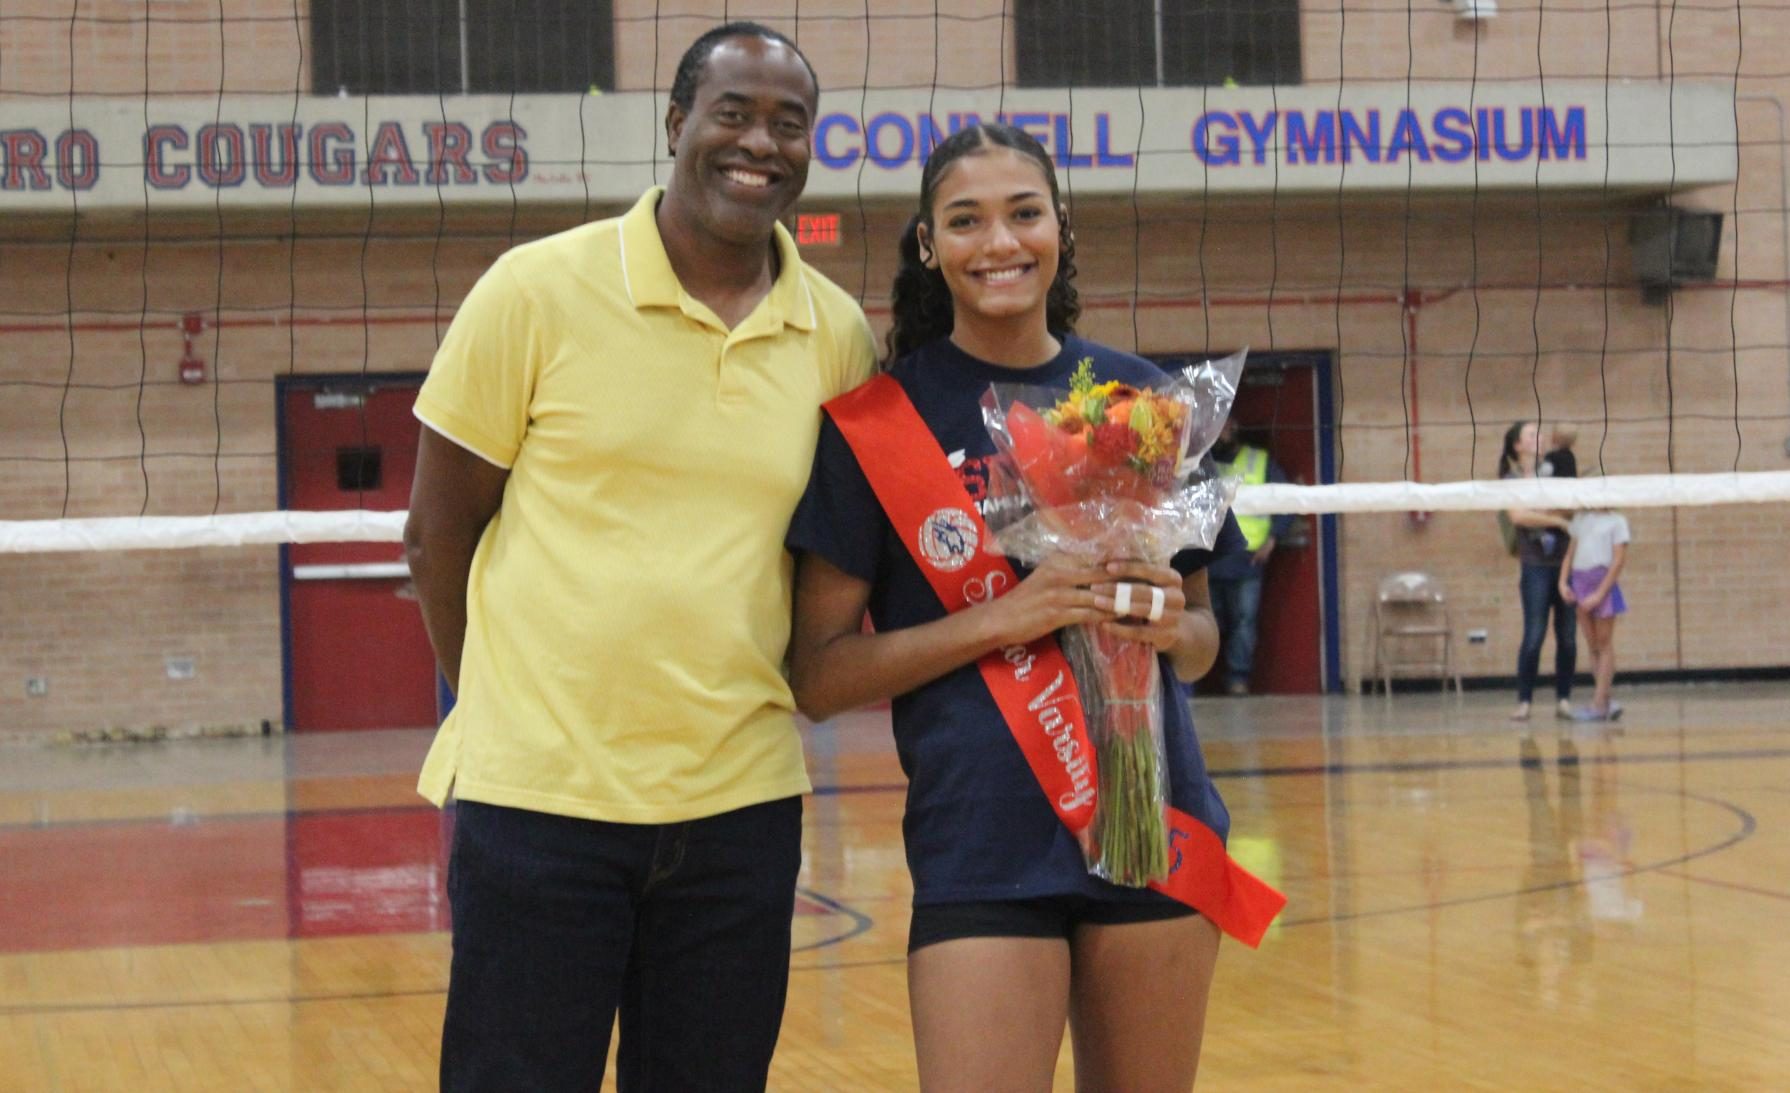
[4,472,1787,554]
[1238,470,1790,516]
[0,509,406,554]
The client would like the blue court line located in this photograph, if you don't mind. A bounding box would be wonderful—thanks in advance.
[1213,746,1790,781]
[806,744,1790,798]
[802,779,1763,971]
[0,780,1763,1015]
[791,886,875,953]
[0,799,439,834]
[0,898,873,1017]
[1279,783,1757,927]
[0,986,447,1018]
[6,745,1786,833]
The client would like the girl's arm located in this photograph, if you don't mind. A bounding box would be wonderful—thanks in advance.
[1592,541,1627,601]
[788,552,1114,722]
[1558,537,1579,603]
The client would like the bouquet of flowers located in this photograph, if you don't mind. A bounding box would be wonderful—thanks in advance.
[980,350,1244,886]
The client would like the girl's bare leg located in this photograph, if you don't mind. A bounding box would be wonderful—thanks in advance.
[909,936,1071,1093]
[1067,914,1222,1092]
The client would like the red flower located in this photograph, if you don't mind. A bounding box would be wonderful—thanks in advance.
[1090,421,1137,464]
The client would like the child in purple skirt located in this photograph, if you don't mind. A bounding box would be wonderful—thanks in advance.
[1558,508,1630,721]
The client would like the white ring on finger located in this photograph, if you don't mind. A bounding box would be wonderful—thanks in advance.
[1148,585,1166,622]
[1113,582,1132,617]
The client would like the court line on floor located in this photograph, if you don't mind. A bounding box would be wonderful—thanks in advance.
[790,781,1765,972]
[1216,747,1790,782]
[5,746,1782,835]
[1279,784,1757,927]
[0,766,1766,1012]
[0,987,447,1018]
[2,887,878,1018]
[793,886,875,952]
[807,745,1790,798]
[0,800,432,833]
[1654,868,1790,903]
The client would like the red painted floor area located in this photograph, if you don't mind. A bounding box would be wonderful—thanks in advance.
[1,804,845,954]
[0,807,451,954]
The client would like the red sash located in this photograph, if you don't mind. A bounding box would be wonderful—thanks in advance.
[826,374,1285,948]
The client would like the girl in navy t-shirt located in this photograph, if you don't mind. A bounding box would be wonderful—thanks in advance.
[786,123,1246,1091]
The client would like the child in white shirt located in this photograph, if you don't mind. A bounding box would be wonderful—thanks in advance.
[1558,509,1630,721]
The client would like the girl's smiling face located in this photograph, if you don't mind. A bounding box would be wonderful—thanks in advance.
[918,147,1064,331]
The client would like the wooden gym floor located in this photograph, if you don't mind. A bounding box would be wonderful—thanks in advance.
[2,683,1787,1090]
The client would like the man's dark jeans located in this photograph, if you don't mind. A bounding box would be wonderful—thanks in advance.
[441,795,804,1092]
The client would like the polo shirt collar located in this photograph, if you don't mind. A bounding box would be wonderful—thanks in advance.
[617,186,817,333]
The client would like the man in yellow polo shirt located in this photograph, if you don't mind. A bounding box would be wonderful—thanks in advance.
[402,22,874,1091]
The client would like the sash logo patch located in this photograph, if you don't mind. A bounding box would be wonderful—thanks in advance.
[917,507,978,572]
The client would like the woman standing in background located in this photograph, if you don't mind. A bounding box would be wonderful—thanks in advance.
[1499,421,1577,724]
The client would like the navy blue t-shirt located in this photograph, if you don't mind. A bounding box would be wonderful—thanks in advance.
[787,334,1245,907]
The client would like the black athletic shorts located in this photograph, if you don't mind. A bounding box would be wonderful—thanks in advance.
[908,894,1197,953]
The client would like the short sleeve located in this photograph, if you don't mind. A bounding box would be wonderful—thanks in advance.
[413,256,540,468]
[1172,509,1247,576]
[808,272,878,400]
[832,307,878,398]
[1613,515,1631,544]
[786,415,886,583]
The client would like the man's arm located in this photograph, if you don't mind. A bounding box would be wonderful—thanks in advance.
[404,426,510,694]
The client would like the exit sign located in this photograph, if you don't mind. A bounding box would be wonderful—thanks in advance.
[796,212,842,246]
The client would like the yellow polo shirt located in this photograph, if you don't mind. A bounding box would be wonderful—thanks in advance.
[414,187,875,823]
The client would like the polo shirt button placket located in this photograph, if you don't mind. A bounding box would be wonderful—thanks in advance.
[717,337,754,405]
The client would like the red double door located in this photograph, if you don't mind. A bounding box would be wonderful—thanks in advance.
[282,379,438,731]
[1230,359,1325,694]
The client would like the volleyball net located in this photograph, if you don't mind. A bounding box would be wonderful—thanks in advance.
[1,2,1787,727]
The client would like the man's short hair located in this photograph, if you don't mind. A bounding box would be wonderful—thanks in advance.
[668,22,819,113]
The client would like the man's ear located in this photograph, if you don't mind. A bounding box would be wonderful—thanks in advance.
[665,103,686,157]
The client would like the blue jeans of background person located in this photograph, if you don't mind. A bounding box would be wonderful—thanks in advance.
[1211,570,1264,687]
[441,796,803,1093]
[1517,562,1577,704]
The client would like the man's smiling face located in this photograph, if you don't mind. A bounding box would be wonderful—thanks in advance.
[664,35,817,248]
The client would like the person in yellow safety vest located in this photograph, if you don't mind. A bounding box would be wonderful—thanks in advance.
[1208,416,1293,695]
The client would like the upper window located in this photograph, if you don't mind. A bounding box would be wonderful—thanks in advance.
[1016,0,1301,88]
[310,0,615,95]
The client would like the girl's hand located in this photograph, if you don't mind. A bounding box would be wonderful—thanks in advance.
[1091,561,1188,651]
[979,558,1114,648]
[1581,590,1605,613]
[1559,582,1577,605]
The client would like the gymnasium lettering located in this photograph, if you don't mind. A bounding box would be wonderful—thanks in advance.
[0,120,528,192]
[814,111,1137,170]
[0,94,1713,201]
[1192,106,1589,166]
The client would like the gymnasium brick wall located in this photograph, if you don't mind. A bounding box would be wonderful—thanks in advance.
[2,2,1785,734]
